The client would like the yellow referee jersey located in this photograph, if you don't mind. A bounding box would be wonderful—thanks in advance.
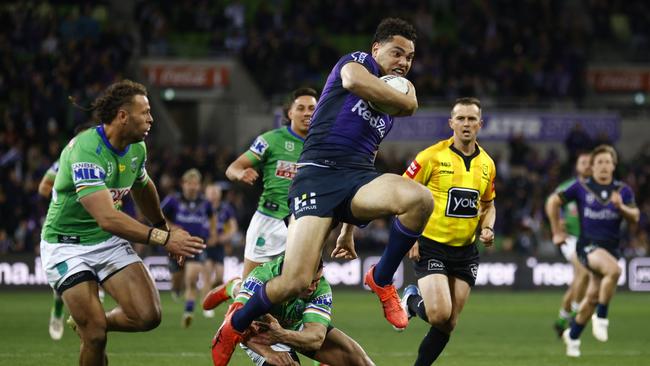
[403,137,496,247]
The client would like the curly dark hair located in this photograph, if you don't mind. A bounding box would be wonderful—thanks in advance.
[282,87,319,124]
[372,18,417,45]
[90,80,148,124]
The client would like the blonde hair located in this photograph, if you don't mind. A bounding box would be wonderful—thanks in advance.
[590,145,618,165]
[182,168,202,182]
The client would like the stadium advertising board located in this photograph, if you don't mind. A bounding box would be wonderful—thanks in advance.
[0,254,644,291]
[142,61,230,88]
[386,112,620,142]
[587,67,650,92]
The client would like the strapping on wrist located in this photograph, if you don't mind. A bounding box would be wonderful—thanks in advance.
[148,227,170,246]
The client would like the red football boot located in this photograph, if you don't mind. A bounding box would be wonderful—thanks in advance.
[203,278,240,310]
[364,265,409,330]
[211,302,245,366]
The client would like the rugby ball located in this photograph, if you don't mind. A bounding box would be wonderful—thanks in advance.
[369,75,411,115]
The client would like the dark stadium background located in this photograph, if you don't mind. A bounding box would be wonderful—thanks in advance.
[0,1,648,365]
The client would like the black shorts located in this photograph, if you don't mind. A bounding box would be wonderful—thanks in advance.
[206,245,225,263]
[413,237,480,286]
[288,165,379,226]
[577,238,620,271]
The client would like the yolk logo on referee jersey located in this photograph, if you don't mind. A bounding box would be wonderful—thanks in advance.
[446,187,479,218]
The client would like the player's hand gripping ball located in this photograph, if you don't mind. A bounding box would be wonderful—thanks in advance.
[369,75,411,115]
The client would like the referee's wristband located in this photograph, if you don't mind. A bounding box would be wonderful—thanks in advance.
[482,227,494,233]
[148,228,170,246]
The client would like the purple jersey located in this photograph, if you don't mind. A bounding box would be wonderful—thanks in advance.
[214,202,236,234]
[559,178,635,245]
[300,51,393,169]
[161,193,212,240]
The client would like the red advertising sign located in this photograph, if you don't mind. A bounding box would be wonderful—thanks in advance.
[142,63,230,88]
[587,67,650,92]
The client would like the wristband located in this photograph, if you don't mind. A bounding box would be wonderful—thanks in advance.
[148,228,170,246]
[483,227,494,233]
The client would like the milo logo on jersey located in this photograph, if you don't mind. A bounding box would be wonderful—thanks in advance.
[72,162,106,183]
[275,160,298,180]
[351,99,387,138]
[446,188,479,218]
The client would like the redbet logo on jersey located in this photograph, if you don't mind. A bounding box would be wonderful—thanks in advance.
[368,75,410,115]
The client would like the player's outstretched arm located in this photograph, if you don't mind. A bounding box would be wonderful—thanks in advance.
[251,315,327,353]
[225,153,259,185]
[80,189,205,257]
[341,62,417,115]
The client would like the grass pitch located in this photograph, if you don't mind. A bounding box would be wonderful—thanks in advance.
[0,290,647,365]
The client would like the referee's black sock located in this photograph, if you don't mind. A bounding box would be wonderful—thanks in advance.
[414,326,450,366]
[407,293,428,322]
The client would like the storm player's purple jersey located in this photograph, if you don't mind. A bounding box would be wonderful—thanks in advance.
[559,178,635,245]
[299,51,393,169]
[161,193,212,240]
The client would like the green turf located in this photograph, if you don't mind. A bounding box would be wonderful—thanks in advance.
[0,290,647,365]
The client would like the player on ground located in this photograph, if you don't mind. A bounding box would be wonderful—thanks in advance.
[161,168,214,327]
[208,256,374,366]
[202,183,238,317]
[548,145,639,357]
[40,80,205,365]
[208,88,318,307]
[546,152,591,336]
[211,18,433,365]
[399,97,496,365]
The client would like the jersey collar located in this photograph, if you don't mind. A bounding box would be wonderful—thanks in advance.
[287,126,305,142]
[97,125,130,157]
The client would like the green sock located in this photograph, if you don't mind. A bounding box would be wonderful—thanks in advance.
[53,296,64,318]
[226,279,242,299]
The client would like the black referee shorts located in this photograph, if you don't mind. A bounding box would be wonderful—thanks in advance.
[413,237,480,287]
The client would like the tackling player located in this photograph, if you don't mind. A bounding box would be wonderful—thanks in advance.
[399,97,496,365]
[207,256,374,366]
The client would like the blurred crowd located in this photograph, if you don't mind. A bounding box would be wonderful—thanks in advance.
[1,1,649,259]
[136,0,650,102]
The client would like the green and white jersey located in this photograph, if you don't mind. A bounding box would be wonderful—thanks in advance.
[245,127,304,220]
[555,178,581,237]
[235,255,332,330]
[42,126,149,245]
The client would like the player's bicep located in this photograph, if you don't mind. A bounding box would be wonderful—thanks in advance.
[340,61,371,90]
[79,188,117,223]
